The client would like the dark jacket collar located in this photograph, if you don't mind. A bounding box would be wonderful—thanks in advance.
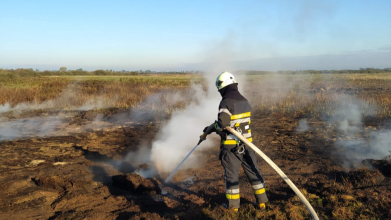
[218,83,245,100]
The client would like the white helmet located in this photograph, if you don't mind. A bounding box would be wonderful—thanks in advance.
[215,72,238,90]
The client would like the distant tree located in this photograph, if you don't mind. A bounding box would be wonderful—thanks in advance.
[93,69,106,75]
[59,67,67,72]
[129,71,138,75]
[42,70,52,75]
[76,68,83,71]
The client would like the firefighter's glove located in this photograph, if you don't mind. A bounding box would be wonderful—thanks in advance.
[200,123,215,143]
[203,123,216,135]
[199,131,209,145]
[200,126,210,141]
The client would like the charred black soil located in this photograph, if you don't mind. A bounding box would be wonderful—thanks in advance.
[0,111,391,220]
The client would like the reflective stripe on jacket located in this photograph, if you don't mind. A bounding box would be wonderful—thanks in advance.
[216,98,253,146]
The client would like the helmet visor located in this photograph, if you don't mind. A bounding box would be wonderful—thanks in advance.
[216,80,224,88]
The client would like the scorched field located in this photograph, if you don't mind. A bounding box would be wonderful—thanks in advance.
[0,72,390,220]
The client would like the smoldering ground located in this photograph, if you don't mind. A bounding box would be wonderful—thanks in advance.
[1,73,391,181]
[0,85,196,140]
[295,92,391,168]
[0,115,69,141]
[0,80,220,179]
[240,71,391,169]
[329,94,391,168]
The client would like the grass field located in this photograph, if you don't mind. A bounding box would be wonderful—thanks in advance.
[1,72,390,117]
[0,74,202,111]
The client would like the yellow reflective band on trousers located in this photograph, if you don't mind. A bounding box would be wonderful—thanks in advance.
[226,194,240,200]
[223,137,252,145]
[255,188,266,195]
[231,112,251,120]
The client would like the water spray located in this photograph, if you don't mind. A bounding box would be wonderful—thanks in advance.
[160,125,214,194]
[164,139,204,184]
[226,127,319,220]
[159,137,205,195]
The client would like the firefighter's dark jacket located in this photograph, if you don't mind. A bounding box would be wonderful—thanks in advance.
[213,83,252,146]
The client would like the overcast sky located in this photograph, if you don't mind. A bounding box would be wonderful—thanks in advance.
[0,0,390,71]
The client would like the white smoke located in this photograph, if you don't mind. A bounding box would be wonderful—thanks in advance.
[0,87,195,142]
[0,82,219,178]
[242,72,314,113]
[330,94,375,131]
[0,82,118,141]
[0,103,11,113]
[115,82,220,177]
[0,83,117,114]
[79,88,211,178]
[0,115,69,141]
[128,90,191,118]
[297,118,310,133]
[144,32,249,177]
[326,94,391,167]
[368,130,391,159]
[149,85,219,174]
[78,98,113,111]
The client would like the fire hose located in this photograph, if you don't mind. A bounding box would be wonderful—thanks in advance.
[164,126,319,220]
[225,127,319,220]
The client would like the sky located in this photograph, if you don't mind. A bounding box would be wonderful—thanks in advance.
[0,0,390,71]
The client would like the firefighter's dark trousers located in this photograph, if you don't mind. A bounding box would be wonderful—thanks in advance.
[220,145,268,209]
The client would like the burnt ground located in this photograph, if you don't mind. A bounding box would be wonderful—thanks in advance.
[0,112,391,220]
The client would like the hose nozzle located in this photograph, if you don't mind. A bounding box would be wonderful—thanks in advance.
[198,133,207,145]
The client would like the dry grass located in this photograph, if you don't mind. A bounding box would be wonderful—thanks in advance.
[244,73,391,119]
[0,75,200,113]
[1,73,391,121]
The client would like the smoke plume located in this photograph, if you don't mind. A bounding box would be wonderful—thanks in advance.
[0,80,220,179]
[297,119,310,133]
[0,88,196,142]
[137,33,249,178]
[321,94,391,167]
[114,82,221,178]
[0,115,69,141]
[149,85,219,175]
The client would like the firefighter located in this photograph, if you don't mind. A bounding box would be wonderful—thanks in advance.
[203,71,268,211]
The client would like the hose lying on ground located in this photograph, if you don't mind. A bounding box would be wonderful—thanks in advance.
[225,127,319,220]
